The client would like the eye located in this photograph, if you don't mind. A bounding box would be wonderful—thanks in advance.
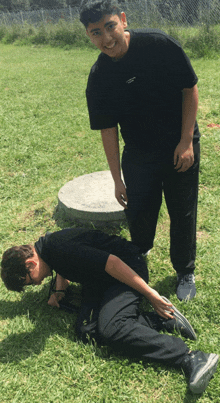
[108,23,116,31]
[93,31,101,37]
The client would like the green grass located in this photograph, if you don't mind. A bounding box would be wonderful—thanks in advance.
[0,44,220,402]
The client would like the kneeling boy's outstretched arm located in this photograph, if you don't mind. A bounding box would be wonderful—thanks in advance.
[105,255,174,319]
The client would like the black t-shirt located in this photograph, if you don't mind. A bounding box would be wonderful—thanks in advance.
[86,28,200,155]
[35,228,148,302]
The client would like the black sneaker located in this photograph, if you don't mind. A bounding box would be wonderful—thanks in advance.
[176,273,196,301]
[182,350,219,394]
[161,296,197,340]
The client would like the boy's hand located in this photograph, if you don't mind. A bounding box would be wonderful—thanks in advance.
[147,289,174,319]
[115,181,128,208]
[48,292,65,308]
[174,140,194,172]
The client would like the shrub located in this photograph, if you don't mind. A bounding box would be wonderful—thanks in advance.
[1,24,21,44]
[0,18,219,58]
[48,20,94,48]
[30,24,49,45]
[184,25,220,58]
[0,25,6,40]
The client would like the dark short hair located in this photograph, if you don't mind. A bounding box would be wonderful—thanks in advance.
[80,0,122,28]
[1,245,34,292]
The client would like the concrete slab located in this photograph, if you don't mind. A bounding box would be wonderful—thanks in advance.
[58,171,126,226]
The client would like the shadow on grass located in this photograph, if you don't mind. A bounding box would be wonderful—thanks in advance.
[0,206,130,363]
[0,282,206,400]
[0,282,79,363]
[153,275,177,299]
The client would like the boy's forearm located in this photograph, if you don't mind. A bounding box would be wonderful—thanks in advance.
[105,255,152,298]
[181,84,198,143]
[173,85,198,172]
[55,274,70,292]
[48,274,70,308]
[105,255,173,318]
[101,127,122,184]
[101,127,128,208]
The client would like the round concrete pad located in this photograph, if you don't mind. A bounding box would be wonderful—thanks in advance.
[58,171,126,226]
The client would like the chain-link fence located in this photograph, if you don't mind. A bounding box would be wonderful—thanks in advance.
[0,6,79,26]
[0,0,220,27]
[125,0,220,26]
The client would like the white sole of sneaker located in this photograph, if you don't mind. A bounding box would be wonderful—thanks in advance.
[162,296,197,340]
[189,353,219,394]
[142,250,151,257]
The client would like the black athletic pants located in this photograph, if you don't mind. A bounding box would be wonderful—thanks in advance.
[76,284,189,367]
[122,142,200,274]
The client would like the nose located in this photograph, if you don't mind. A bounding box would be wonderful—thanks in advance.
[102,29,113,46]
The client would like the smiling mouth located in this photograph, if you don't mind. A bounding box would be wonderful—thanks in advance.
[105,42,116,49]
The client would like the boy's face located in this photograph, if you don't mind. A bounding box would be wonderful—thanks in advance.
[25,249,51,286]
[86,12,130,60]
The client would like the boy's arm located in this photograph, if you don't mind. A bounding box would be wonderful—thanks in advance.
[48,274,70,308]
[101,127,128,208]
[105,254,174,319]
[174,84,199,172]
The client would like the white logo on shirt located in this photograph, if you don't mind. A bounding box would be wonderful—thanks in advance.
[126,77,136,84]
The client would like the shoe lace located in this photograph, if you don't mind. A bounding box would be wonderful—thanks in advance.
[179,273,194,285]
[185,273,194,285]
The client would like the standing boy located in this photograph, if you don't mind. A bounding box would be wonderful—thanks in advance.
[80,0,200,301]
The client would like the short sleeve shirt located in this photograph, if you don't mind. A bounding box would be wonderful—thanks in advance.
[86,28,200,154]
[35,228,147,302]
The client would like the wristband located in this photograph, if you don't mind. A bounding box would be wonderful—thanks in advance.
[52,289,66,294]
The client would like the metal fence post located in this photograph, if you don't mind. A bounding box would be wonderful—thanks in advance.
[69,5,72,22]
[20,11,24,26]
[3,12,7,26]
[207,0,211,31]
[41,8,45,25]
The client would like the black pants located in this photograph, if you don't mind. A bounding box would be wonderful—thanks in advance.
[76,284,189,367]
[122,142,200,274]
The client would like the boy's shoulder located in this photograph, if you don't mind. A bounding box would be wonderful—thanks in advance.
[131,27,168,38]
[130,28,181,48]
[88,52,113,83]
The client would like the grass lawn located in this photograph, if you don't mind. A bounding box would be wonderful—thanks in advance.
[0,44,220,402]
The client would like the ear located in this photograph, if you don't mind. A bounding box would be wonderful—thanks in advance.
[25,250,38,270]
[25,259,36,272]
[120,12,128,29]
